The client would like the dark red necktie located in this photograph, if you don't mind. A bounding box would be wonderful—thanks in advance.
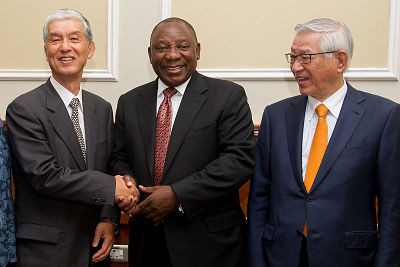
[153,87,177,186]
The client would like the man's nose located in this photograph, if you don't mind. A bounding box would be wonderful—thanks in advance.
[165,47,180,60]
[60,40,71,51]
[290,59,304,73]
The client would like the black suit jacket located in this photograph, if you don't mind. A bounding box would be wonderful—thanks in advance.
[110,71,256,267]
[6,79,116,267]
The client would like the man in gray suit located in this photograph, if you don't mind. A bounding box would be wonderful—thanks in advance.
[6,9,135,267]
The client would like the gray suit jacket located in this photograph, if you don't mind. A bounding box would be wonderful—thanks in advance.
[6,79,116,267]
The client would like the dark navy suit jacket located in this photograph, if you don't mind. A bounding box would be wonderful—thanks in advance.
[248,83,400,267]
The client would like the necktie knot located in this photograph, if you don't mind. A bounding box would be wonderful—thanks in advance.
[315,104,328,118]
[69,98,80,110]
[163,87,177,99]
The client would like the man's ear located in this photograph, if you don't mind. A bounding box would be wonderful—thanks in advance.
[336,50,348,74]
[44,45,49,62]
[196,43,201,60]
[88,41,95,59]
[148,46,152,64]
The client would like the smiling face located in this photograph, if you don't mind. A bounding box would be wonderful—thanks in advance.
[290,32,345,101]
[44,18,95,84]
[148,21,200,87]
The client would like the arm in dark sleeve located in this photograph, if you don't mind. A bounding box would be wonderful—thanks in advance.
[247,107,271,267]
[171,85,256,215]
[108,96,136,182]
[110,98,133,177]
[100,103,119,222]
[375,104,400,266]
[6,100,116,208]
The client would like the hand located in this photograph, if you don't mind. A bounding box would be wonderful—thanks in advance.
[114,175,136,201]
[115,175,140,216]
[115,175,134,197]
[134,185,179,226]
[92,221,114,263]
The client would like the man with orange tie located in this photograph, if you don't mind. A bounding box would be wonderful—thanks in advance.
[248,18,400,267]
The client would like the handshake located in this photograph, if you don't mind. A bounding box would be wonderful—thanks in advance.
[112,174,180,226]
[114,175,139,216]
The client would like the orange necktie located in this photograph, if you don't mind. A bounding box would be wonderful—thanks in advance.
[303,104,329,236]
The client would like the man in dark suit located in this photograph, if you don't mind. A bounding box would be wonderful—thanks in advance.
[6,9,135,267]
[248,18,400,267]
[111,17,255,267]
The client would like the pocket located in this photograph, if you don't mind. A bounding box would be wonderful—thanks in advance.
[205,210,244,233]
[16,223,60,244]
[345,231,377,248]
[262,223,276,241]
[341,144,376,156]
[185,123,216,139]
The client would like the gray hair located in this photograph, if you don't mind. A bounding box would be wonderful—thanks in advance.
[43,9,92,44]
[295,18,354,70]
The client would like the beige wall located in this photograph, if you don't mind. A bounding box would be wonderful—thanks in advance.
[0,0,108,69]
[172,0,390,68]
[0,0,159,118]
[0,0,399,124]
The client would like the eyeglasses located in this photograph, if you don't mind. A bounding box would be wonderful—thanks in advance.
[285,51,338,64]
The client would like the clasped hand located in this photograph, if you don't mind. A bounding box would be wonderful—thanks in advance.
[114,175,140,214]
[115,176,179,226]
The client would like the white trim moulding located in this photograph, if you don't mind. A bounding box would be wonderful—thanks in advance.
[161,0,400,81]
[0,0,119,81]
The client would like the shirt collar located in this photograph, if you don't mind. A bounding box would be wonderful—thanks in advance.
[157,77,191,97]
[305,79,347,121]
[50,76,83,111]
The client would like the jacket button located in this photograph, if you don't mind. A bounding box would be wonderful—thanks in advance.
[307,195,313,202]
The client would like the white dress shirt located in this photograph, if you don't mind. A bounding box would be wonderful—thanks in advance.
[156,77,191,126]
[50,76,86,147]
[301,81,347,181]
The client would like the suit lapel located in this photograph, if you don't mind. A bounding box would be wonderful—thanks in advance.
[46,80,88,171]
[135,81,158,178]
[309,84,365,192]
[163,72,207,179]
[82,91,97,170]
[286,96,307,192]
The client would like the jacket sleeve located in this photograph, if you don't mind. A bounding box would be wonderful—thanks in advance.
[375,104,400,266]
[108,96,136,181]
[247,107,271,267]
[6,99,116,208]
[0,119,17,264]
[171,84,256,216]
